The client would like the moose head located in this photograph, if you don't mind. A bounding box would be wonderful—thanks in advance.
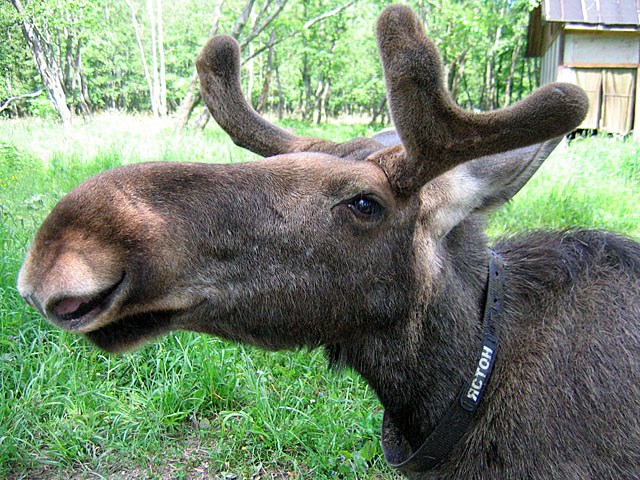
[18,5,617,479]
[18,4,587,350]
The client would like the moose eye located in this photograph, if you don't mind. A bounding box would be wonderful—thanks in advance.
[346,194,383,218]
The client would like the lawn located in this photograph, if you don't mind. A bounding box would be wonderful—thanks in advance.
[1,114,638,479]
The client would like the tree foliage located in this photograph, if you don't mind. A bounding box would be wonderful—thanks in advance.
[1,0,538,125]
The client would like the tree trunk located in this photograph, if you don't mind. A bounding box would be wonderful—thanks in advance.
[194,106,211,129]
[483,25,502,110]
[448,48,468,104]
[10,0,72,127]
[63,25,74,94]
[461,70,474,109]
[257,30,277,114]
[275,61,284,120]
[147,0,160,116]
[71,40,91,116]
[311,75,324,122]
[239,0,288,51]
[302,54,312,121]
[246,27,255,108]
[369,96,387,126]
[503,35,522,108]
[232,0,256,38]
[177,75,202,127]
[125,0,154,113]
[78,68,91,116]
[316,77,330,124]
[156,0,167,116]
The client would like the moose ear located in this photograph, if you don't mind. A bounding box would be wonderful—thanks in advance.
[465,137,561,211]
[425,139,560,240]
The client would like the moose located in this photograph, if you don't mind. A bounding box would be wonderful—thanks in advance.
[17,4,640,479]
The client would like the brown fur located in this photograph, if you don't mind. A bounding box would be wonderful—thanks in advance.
[18,5,639,479]
[373,5,588,195]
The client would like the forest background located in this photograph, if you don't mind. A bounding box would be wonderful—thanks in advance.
[2,0,539,128]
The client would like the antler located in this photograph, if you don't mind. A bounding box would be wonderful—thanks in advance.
[196,35,388,161]
[371,5,589,195]
[196,35,309,157]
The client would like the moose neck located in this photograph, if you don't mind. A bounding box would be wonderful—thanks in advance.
[329,223,490,453]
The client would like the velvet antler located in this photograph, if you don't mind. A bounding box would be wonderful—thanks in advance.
[196,35,308,157]
[196,35,386,160]
[371,5,589,195]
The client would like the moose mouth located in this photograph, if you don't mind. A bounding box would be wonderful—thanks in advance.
[49,273,126,331]
[84,309,178,353]
[46,270,181,352]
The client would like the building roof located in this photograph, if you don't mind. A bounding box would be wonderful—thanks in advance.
[526,0,640,57]
[541,0,640,26]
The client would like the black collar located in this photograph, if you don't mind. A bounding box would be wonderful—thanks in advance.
[381,250,505,474]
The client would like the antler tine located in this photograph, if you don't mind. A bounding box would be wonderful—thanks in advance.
[373,5,589,195]
[196,36,385,160]
[197,36,319,157]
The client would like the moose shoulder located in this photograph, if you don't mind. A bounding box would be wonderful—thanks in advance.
[17,4,640,479]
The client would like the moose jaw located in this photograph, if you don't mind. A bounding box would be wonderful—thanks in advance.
[17,4,640,479]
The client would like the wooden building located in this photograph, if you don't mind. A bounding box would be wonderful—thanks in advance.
[526,0,640,138]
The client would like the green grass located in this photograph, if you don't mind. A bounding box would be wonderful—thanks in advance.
[0,114,392,480]
[487,135,640,238]
[1,114,638,479]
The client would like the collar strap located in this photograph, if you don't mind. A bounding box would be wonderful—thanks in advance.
[382,250,505,474]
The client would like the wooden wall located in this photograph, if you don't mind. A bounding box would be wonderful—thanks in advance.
[539,29,640,137]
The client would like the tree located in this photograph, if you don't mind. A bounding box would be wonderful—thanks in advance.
[0,2,38,117]
[0,88,43,114]
[411,0,536,110]
[177,0,289,129]
[8,0,73,126]
[125,0,167,116]
[2,0,539,124]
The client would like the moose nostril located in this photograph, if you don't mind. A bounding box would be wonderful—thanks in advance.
[22,292,46,317]
[22,294,33,308]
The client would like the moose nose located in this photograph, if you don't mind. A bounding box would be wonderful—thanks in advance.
[20,289,46,317]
